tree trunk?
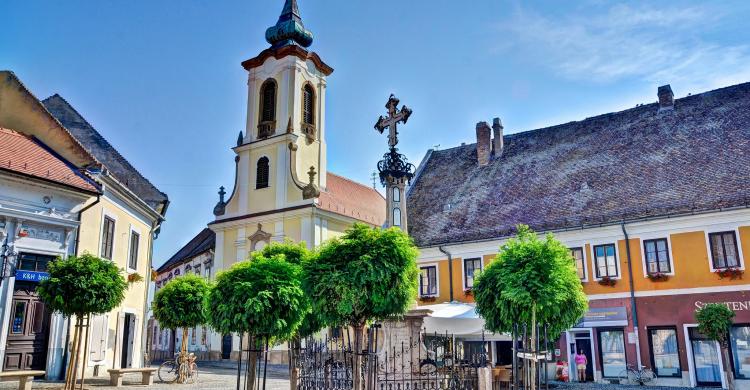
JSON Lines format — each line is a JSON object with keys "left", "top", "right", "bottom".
{"left": 179, "top": 328, "right": 189, "bottom": 383}
{"left": 352, "top": 324, "right": 365, "bottom": 390}
{"left": 247, "top": 334, "right": 257, "bottom": 390}
{"left": 64, "top": 317, "right": 81, "bottom": 390}
{"left": 722, "top": 345, "right": 735, "bottom": 390}
{"left": 530, "top": 304, "right": 537, "bottom": 390}
{"left": 289, "top": 337, "right": 300, "bottom": 390}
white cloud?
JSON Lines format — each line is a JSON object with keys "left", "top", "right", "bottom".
{"left": 498, "top": 2, "right": 750, "bottom": 93}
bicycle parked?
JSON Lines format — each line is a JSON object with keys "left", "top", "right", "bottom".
{"left": 618, "top": 364, "right": 656, "bottom": 386}
{"left": 158, "top": 352, "right": 198, "bottom": 383}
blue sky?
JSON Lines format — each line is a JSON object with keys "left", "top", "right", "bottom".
{"left": 3, "top": 0, "right": 749, "bottom": 266}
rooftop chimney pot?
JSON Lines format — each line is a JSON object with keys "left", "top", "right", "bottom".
{"left": 658, "top": 84, "right": 674, "bottom": 111}
{"left": 476, "top": 121, "right": 491, "bottom": 166}
{"left": 492, "top": 117, "right": 504, "bottom": 157}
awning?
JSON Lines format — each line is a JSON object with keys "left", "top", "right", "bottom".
{"left": 418, "top": 302, "right": 510, "bottom": 341}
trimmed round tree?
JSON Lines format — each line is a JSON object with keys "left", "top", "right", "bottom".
{"left": 37, "top": 253, "right": 127, "bottom": 390}
{"left": 303, "top": 223, "right": 419, "bottom": 390}
{"left": 696, "top": 303, "right": 736, "bottom": 390}
{"left": 208, "top": 254, "right": 307, "bottom": 388}
{"left": 153, "top": 273, "right": 211, "bottom": 381}
{"left": 474, "top": 225, "right": 588, "bottom": 390}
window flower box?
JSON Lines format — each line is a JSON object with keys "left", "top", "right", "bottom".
{"left": 463, "top": 288, "right": 473, "bottom": 296}
{"left": 598, "top": 276, "right": 617, "bottom": 287}
{"left": 647, "top": 272, "right": 669, "bottom": 282}
{"left": 128, "top": 273, "right": 144, "bottom": 284}
{"left": 715, "top": 267, "right": 743, "bottom": 280}
{"left": 419, "top": 296, "right": 437, "bottom": 303}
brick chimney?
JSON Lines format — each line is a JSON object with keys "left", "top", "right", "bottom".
{"left": 476, "top": 121, "right": 491, "bottom": 166}
{"left": 492, "top": 117, "right": 504, "bottom": 157}
{"left": 658, "top": 84, "right": 674, "bottom": 111}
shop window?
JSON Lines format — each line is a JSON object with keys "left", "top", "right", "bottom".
{"left": 464, "top": 258, "right": 482, "bottom": 289}
{"left": 594, "top": 244, "right": 618, "bottom": 278}
{"left": 419, "top": 266, "right": 437, "bottom": 296}
{"left": 570, "top": 247, "right": 586, "bottom": 280}
{"left": 709, "top": 231, "right": 741, "bottom": 269}
{"left": 644, "top": 238, "right": 671, "bottom": 274}
{"left": 598, "top": 329, "right": 626, "bottom": 377}
{"left": 648, "top": 327, "right": 681, "bottom": 377}
{"left": 18, "top": 253, "right": 53, "bottom": 272}
{"left": 731, "top": 325, "right": 750, "bottom": 379}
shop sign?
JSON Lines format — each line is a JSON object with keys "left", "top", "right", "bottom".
{"left": 15, "top": 270, "right": 50, "bottom": 283}
{"left": 695, "top": 300, "right": 750, "bottom": 312}
{"left": 575, "top": 306, "right": 628, "bottom": 327}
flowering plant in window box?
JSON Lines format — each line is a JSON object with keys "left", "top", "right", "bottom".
{"left": 463, "top": 288, "right": 473, "bottom": 296}
{"left": 128, "top": 272, "right": 144, "bottom": 284}
{"left": 647, "top": 272, "right": 669, "bottom": 282}
{"left": 151, "top": 269, "right": 158, "bottom": 281}
{"left": 715, "top": 267, "right": 743, "bottom": 280}
{"left": 419, "top": 295, "right": 437, "bottom": 303}
{"left": 597, "top": 276, "right": 616, "bottom": 286}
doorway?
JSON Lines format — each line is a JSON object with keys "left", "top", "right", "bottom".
{"left": 120, "top": 313, "right": 136, "bottom": 368}
{"left": 689, "top": 327, "right": 722, "bottom": 387}
{"left": 222, "top": 335, "right": 232, "bottom": 359}
{"left": 570, "top": 332, "right": 594, "bottom": 381}
{"left": 3, "top": 281, "right": 51, "bottom": 371}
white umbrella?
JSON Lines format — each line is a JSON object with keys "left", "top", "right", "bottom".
{"left": 419, "top": 302, "right": 509, "bottom": 341}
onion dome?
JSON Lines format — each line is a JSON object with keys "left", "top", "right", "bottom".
{"left": 265, "top": 0, "right": 313, "bottom": 48}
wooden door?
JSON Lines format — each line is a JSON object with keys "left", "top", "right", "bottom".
{"left": 3, "top": 282, "right": 50, "bottom": 371}
{"left": 120, "top": 314, "right": 136, "bottom": 368}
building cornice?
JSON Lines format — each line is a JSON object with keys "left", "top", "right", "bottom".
{"left": 241, "top": 46, "right": 333, "bottom": 76}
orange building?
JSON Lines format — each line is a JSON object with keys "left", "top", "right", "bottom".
{"left": 406, "top": 82, "right": 750, "bottom": 388}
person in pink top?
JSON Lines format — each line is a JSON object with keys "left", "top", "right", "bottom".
{"left": 574, "top": 350, "right": 588, "bottom": 382}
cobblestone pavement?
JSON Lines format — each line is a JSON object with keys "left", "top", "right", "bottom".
{"left": 0, "top": 362, "right": 290, "bottom": 390}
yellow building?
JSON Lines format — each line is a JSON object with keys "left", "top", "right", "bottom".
{"left": 0, "top": 71, "right": 168, "bottom": 377}
{"left": 206, "top": 0, "right": 385, "bottom": 361}
{"left": 406, "top": 83, "right": 750, "bottom": 388}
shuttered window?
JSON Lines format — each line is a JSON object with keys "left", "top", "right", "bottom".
{"left": 303, "top": 84, "right": 314, "bottom": 124}
{"left": 256, "top": 157, "right": 270, "bottom": 189}
{"left": 260, "top": 80, "right": 276, "bottom": 122}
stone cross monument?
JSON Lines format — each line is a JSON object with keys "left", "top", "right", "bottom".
{"left": 375, "top": 94, "right": 415, "bottom": 230}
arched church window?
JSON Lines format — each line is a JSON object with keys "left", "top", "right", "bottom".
{"left": 256, "top": 157, "right": 270, "bottom": 189}
{"left": 258, "top": 79, "right": 277, "bottom": 138}
{"left": 392, "top": 187, "right": 400, "bottom": 202}
{"left": 303, "top": 84, "right": 315, "bottom": 125}
{"left": 393, "top": 208, "right": 401, "bottom": 226}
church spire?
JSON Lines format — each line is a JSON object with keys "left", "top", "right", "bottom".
{"left": 265, "top": 0, "right": 313, "bottom": 49}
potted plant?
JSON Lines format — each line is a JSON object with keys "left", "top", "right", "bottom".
{"left": 716, "top": 267, "right": 743, "bottom": 280}
{"left": 127, "top": 272, "right": 144, "bottom": 283}
{"left": 464, "top": 288, "right": 473, "bottom": 296}
{"left": 598, "top": 276, "right": 616, "bottom": 286}
{"left": 648, "top": 272, "right": 669, "bottom": 282}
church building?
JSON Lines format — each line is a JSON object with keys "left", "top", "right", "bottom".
{"left": 201, "top": 0, "right": 385, "bottom": 361}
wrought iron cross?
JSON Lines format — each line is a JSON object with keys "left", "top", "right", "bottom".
{"left": 374, "top": 94, "right": 412, "bottom": 148}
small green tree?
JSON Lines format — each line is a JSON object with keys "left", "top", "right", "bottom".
{"left": 153, "top": 274, "right": 211, "bottom": 382}
{"left": 304, "top": 223, "right": 419, "bottom": 390}
{"left": 37, "top": 253, "right": 127, "bottom": 390}
{"left": 474, "top": 225, "right": 588, "bottom": 390}
{"left": 696, "top": 303, "right": 736, "bottom": 390}
{"left": 208, "top": 254, "right": 306, "bottom": 390}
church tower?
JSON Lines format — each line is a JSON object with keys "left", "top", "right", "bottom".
{"left": 210, "top": 0, "right": 384, "bottom": 265}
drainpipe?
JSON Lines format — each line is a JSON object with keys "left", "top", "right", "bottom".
{"left": 621, "top": 223, "right": 642, "bottom": 368}
{"left": 438, "top": 246, "right": 454, "bottom": 302}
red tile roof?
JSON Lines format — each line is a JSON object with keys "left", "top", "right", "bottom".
{"left": 0, "top": 127, "right": 98, "bottom": 193}
{"left": 317, "top": 173, "right": 386, "bottom": 226}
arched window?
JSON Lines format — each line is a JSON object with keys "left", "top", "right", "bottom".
{"left": 260, "top": 80, "right": 276, "bottom": 123}
{"left": 393, "top": 208, "right": 401, "bottom": 226}
{"left": 256, "top": 157, "right": 270, "bottom": 189}
{"left": 302, "top": 84, "right": 315, "bottom": 125}
{"left": 392, "top": 187, "right": 400, "bottom": 202}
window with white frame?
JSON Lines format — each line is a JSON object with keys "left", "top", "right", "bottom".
{"left": 128, "top": 231, "right": 140, "bottom": 270}
{"left": 643, "top": 238, "right": 670, "bottom": 274}
{"left": 419, "top": 266, "right": 437, "bottom": 296}
{"left": 101, "top": 216, "right": 115, "bottom": 260}
{"left": 709, "top": 231, "right": 741, "bottom": 269}
{"left": 570, "top": 247, "right": 586, "bottom": 280}
{"left": 464, "top": 258, "right": 482, "bottom": 289}
{"left": 594, "top": 244, "right": 618, "bottom": 278}
{"left": 731, "top": 325, "right": 750, "bottom": 379}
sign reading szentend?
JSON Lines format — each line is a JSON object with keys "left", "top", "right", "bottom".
{"left": 15, "top": 270, "right": 50, "bottom": 283}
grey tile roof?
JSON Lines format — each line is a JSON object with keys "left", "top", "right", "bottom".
{"left": 42, "top": 94, "right": 168, "bottom": 213}
{"left": 157, "top": 228, "right": 215, "bottom": 273}
{"left": 407, "top": 82, "right": 750, "bottom": 248}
